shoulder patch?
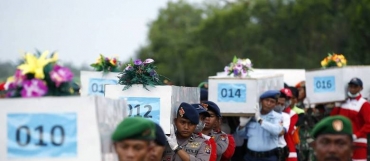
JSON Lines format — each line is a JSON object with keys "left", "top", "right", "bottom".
{"left": 205, "top": 144, "right": 211, "bottom": 154}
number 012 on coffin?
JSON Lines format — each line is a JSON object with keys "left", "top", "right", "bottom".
{"left": 104, "top": 85, "right": 200, "bottom": 134}
{"left": 208, "top": 73, "right": 284, "bottom": 115}
{"left": 305, "top": 66, "right": 370, "bottom": 104}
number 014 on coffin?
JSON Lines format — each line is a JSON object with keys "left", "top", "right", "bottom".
{"left": 104, "top": 85, "right": 200, "bottom": 134}
{"left": 305, "top": 66, "right": 370, "bottom": 104}
{"left": 208, "top": 73, "right": 284, "bottom": 115}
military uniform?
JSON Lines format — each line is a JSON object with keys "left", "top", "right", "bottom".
{"left": 163, "top": 102, "right": 211, "bottom": 161}
{"left": 201, "top": 101, "right": 231, "bottom": 161}
{"left": 163, "top": 133, "right": 211, "bottom": 161}
{"left": 311, "top": 115, "right": 353, "bottom": 161}
{"left": 211, "top": 130, "right": 229, "bottom": 161}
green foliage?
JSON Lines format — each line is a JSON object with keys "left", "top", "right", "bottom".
{"left": 118, "top": 59, "right": 166, "bottom": 91}
{"left": 90, "top": 54, "right": 120, "bottom": 73}
{"left": 136, "top": 0, "right": 370, "bottom": 86}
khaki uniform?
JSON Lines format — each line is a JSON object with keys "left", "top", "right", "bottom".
{"left": 162, "top": 133, "right": 211, "bottom": 161}
{"left": 211, "top": 130, "right": 229, "bottom": 161}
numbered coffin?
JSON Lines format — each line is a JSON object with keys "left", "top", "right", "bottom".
{"left": 104, "top": 85, "right": 200, "bottom": 134}
{"left": 208, "top": 73, "right": 284, "bottom": 115}
{"left": 80, "top": 71, "right": 119, "bottom": 96}
{"left": 0, "top": 96, "right": 126, "bottom": 161}
{"left": 305, "top": 66, "right": 370, "bottom": 104}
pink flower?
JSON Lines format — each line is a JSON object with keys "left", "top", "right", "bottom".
{"left": 21, "top": 79, "right": 48, "bottom": 97}
{"left": 49, "top": 65, "right": 74, "bottom": 87}
{"left": 143, "top": 58, "right": 154, "bottom": 64}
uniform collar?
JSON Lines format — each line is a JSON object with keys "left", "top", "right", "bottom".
{"left": 348, "top": 94, "right": 362, "bottom": 100}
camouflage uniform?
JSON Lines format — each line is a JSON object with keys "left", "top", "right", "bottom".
{"left": 163, "top": 133, "right": 211, "bottom": 161}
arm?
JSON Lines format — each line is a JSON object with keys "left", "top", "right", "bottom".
{"left": 288, "top": 114, "right": 298, "bottom": 134}
{"left": 280, "top": 114, "right": 290, "bottom": 136}
{"left": 177, "top": 149, "right": 191, "bottom": 161}
{"left": 235, "top": 123, "right": 248, "bottom": 138}
{"left": 355, "top": 102, "right": 370, "bottom": 138}
{"left": 216, "top": 134, "right": 229, "bottom": 155}
{"left": 188, "top": 141, "right": 211, "bottom": 161}
{"left": 260, "top": 116, "right": 283, "bottom": 136}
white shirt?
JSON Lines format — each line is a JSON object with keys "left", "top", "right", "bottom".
{"left": 277, "top": 112, "right": 290, "bottom": 147}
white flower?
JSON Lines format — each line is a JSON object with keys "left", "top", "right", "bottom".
{"left": 143, "top": 58, "right": 154, "bottom": 64}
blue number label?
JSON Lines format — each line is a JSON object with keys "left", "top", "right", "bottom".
{"left": 7, "top": 113, "right": 77, "bottom": 158}
{"left": 313, "top": 76, "right": 336, "bottom": 93}
{"left": 88, "top": 78, "right": 118, "bottom": 96}
{"left": 123, "top": 97, "right": 160, "bottom": 124}
{"left": 217, "top": 83, "right": 246, "bottom": 102}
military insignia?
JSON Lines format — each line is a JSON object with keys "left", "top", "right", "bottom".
{"left": 221, "top": 135, "right": 226, "bottom": 141}
{"left": 188, "top": 142, "right": 201, "bottom": 148}
{"left": 332, "top": 120, "right": 343, "bottom": 131}
{"left": 205, "top": 145, "right": 211, "bottom": 154}
{"left": 200, "top": 103, "right": 208, "bottom": 110}
{"left": 179, "top": 107, "right": 185, "bottom": 117}
{"left": 142, "top": 129, "right": 151, "bottom": 136}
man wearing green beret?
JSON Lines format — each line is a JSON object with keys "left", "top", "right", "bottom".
{"left": 311, "top": 115, "right": 354, "bottom": 161}
{"left": 112, "top": 117, "right": 156, "bottom": 161}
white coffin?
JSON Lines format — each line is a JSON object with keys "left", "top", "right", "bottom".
{"left": 104, "top": 85, "right": 200, "bottom": 134}
{"left": 80, "top": 71, "right": 119, "bottom": 96}
{"left": 208, "top": 73, "right": 284, "bottom": 115}
{"left": 0, "top": 96, "right": 126, "bottom": 161}
{"left": 305, "top": 66, "right": 370, "bottom": 104}
{"left": 217, "top": 68, "right": 305, "bottom": 87}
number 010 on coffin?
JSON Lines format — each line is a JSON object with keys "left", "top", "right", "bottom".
{"left": 0, "top": 96, "right": 126, "bottom": 161}
{"left": 208, "top": 73, "right": 284, "bottom": 115}
{"left": 305, "top": 66, "right": 370, "bottom": 104}
{"left": 104, "top": 85, "right": 200, "bottom": 134}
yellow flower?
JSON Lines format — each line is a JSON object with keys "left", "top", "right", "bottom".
{"left": 6, "top": 76, "right": 15, "bottom": 84}
{"left": 337, "top": 62, "right": 343, "bottom": 67}
{"left": 17, "top": 51, "right": 53, "bottom": 79}
{"left": 321, "top": 60, "right": 328, "bottom": 67}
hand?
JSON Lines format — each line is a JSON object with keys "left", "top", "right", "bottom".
{"left": 353, "top": 134, "right": 357, "bottom": 140}
{"left": 254, "top": 104, "right": 261, "bottom": 121}
{"left": 167, "top": 124, "right": 178, "bottom": 151}
{"left": 239, "top": 117, "right": 251, "bottom": 127}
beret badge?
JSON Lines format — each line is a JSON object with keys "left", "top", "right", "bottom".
{"left": 332, "top": 120, "right": 343, "bottom": 131}
{"left": 200, "top": 103, "right": 208, "bottom": 110}
{"left": 179, "top": 107, "right": 185, "bottom": 117}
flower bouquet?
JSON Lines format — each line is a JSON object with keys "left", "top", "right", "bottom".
{"left": 90, "top": 54, "right": 120, "bottom": 73}
{"left": 5, "top": 51, "right": 76, "bottom": 98}
{"left": 321, "top": 53, "right": 347, "bottom": 68}
{"left": 224, "top": 56, "right": 253, "bottom": 77}
{"left": 118, "top": 58, "right": 166, "bottom": 90}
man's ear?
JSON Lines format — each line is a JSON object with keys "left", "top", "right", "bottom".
{"left": 173, "top": 118, "right": 177, "bottom": 123}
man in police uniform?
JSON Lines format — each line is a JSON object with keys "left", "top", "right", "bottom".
{"left": 163, "top": 102, "right": 212, "bottom": 161}
{"left": 200, "top": 101, "right": 230, "bottom": 161}
{"left": 311, "top": 115, "right": 354, "bottom": 161}
{"left": 236, "top": 90, "right": 284, "bottom": 161}
{"left": 112, "top": 117, "right": 156, "bottom": 161}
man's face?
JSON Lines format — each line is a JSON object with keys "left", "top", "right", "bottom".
{"left": 298, "top": 87, "right": 306, "bottom": 100}
{"left": 114, "top": 139, "right": 151, "bottom": 161}
{"left": 145, "top": 142, "right": 165, "bottom": 161}
{"left": 261, "top": 98, "right": 276, "bottom": 113}
{"left": 312, "top": 134, "right": 353, "bottom": 161}
{"left": 277, "top": 97, "right": 286, "bottom": 107}
{"left": 175, "top": 117, "right": 196, "bottom": 138}
{"left": 204, "top": 110, "right": 217, "bottom": 130}
{"left": 348, "top": 84, "right": 362, "bottom": 95}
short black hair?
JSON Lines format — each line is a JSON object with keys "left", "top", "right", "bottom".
{"left": 288, "top": 87, "right": 299, "bottom": 98}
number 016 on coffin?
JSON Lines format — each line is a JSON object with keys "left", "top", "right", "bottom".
{"left": 305, "top": 66, "right": 370, "bottom": 104}
{"left": 104, "top": 85, "right": 200, "bottom": 134}
{"left": 208, "top": 73, "right": 284, "bottom": 115}
{"left": 80, "top": 71, "right": 119, "bottom": 96}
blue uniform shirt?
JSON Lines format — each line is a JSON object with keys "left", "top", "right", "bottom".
{"left": 236, "top": 110, "right": 283, "bottom": 152}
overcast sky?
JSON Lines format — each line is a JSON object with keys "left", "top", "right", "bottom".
{"left": 0, "top": 0, "right": 203, "bottom": 66}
